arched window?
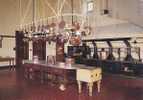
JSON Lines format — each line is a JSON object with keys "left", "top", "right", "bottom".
{"left": 87, "top": 1, "right": 94, "bottom": 12}
{"left": 0, "top": 36, "right": 2, "bottom": 48}
{"left": 139, "top": 0, "right": 143, "bottom": 15}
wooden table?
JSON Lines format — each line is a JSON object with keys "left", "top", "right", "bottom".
{"left": 23, "top": 60, "right": 76, "bottom": 85}
{"left": 23, "top": 60, "right": 102, "bottom": 93}
{"left": 0, "top": 57, "right": 15, "bottom": 70}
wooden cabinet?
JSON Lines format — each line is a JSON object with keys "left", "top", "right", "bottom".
{"left": 56, "top": 42, "right": 64, "bottom": 62}
{"left": 15, "top": 31, "right": 29, "bottom": 67}
{"left": 23, "top": 41, "right": 29, "bottom": 59}
{"left": 33, "top": 40, "right": 46, "bottom": 60}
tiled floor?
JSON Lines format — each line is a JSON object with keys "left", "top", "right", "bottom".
{"left": 0, "top": 69, "right": 142, "bottom": 100}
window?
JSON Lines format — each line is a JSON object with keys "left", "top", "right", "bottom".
{"left": 139, "top": 0, "right": 143, "bottom": 15}
{"left": 0, "top": 36, "right": 2, "bottom": 48}
{"left": 87, "top": 1, "right": 94, "bottom": 12}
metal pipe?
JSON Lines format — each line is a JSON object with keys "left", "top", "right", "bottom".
{"left": 33, "top": 0, "right": 36, "bottom": 25}
{"left": 71, "top": 0, "right": 74, "bottom": 25}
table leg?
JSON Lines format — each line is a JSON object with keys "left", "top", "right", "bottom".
{"left": 88, "top": 82, "right": 93, "bottom": 96}
{"left": 40, "top": 69, "right": 44, "bottom": 84}
{"left": 9, "top": 60, "right": 11, "bottom": 70}
{"left": 97, "top": 80, "right": 101, "bottom": 92}
{"left": 9, "top": 59, "right": 14, "bottom": 71}
{"left": 77, "top": 81, "right": 81, "bottom": 94}
{"left": 12, "top": 59, "right": 14, "bottom": 70}
{"left": 29, "top": 68, "right": 34, "bottom": 80}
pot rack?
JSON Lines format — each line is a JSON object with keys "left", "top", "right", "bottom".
{"left": 21, "top": 0, "right": 90, "bottom": 45}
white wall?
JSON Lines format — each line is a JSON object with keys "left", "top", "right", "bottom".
{"left": 108, "top": 0, "right": 143, "bottom": 27}
{"left": 0, "top": 0, "right": 143, "bottom": 65}
{"left": 0, "top": 0, "right": 19, "bottom": 59}
{"left": 0, "top": 38, "right": 15, "bottom": 66}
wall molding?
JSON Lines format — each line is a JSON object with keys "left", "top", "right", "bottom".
{"left": 0, "top": 35, "right": 15, "bottom": 38}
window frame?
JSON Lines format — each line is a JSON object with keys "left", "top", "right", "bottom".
{"left": 138, "top": 0, "right": 143, "bottom": 16}
{"left": 87, "top": 1, "right": 94, "bottom": 13}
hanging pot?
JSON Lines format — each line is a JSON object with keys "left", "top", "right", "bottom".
{"left": 59, "top": 20, "right": 66, "bottom": 29}
{"left": 41, "top": 24, "right": 45, "bottom": 33}
{"left": 73, "top": 21, "right": 80, "bottom": 30}
{"left": 81, "top": 31, "right": 86, "bottom": 36}
{"left": 37, "top": 24, "right": 41, "bottom": 33}
{"left": 84, "top": 26, "right": 92, "bottom": 35}
{"left": 31, "top": 24, "right": 36, "bottom": 32}
{"left": 69, "top": 35, "right": 81, "bottom": 46}
{"left": 50, "top": 22, "right": 56, "bottom": 28}
{"left": 56, "top": 34, "right": 63, "bottom": 44}
{"left": 44, "top": 20, "right": 50, "bottom": 33}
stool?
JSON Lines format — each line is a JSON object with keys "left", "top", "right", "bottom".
{"left": 76, "top": 67, "right": 102, "bottom": 96}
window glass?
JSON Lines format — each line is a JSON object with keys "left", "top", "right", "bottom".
{"left": 139, "top": 0, "right": 143, "bottom": 15}
{"left": 87, "top": 1, "right": 94, "bottom": 12}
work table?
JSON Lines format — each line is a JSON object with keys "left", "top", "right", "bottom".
{"left": 23, "top": 60, "right": 102, "bottom": 96}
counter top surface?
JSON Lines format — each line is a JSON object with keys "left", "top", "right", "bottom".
{"left": 23, "top": 60, "right": 99, "bottom": 70}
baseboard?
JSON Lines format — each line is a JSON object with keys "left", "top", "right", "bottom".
{"left": 0, "top": 66, "right": 15, "bottom": 70}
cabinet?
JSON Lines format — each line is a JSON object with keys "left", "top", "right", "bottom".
{"left": 56, "top": 42, "right": 64, "bottom": 62}
{"left": 33, "top": 40, "right": 46, "bottom": 60}
{"left": 16, "top": 31, "right": 29, "bottom": 67}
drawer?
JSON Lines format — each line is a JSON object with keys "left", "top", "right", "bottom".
{"left": 52, "top": 69, "right": 64, "bottom": 75}
{"left": 77, "top": 69, "right": 92, "bottom": 82}
{"left": 91, "top": 68, "right": 102, "bottom": 81}
{"left": 90, "top": 73, "right": 102, "bottom": 81}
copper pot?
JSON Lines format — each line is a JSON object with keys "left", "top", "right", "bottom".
{"left": 69, "top": 35, "right": 81, "bottom": 46}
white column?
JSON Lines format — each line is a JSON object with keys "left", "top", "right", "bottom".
{"left": 29, "top": 41, "right": 33, "bottom": 60}
{"left": 46, "top": 42, "right": 56, "bottom": 60}
{"left": 46, "top": 41, "right": 48, "bottom": 61}
{"left": 140, "top": 44, "right": 143, "bottom": 61}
